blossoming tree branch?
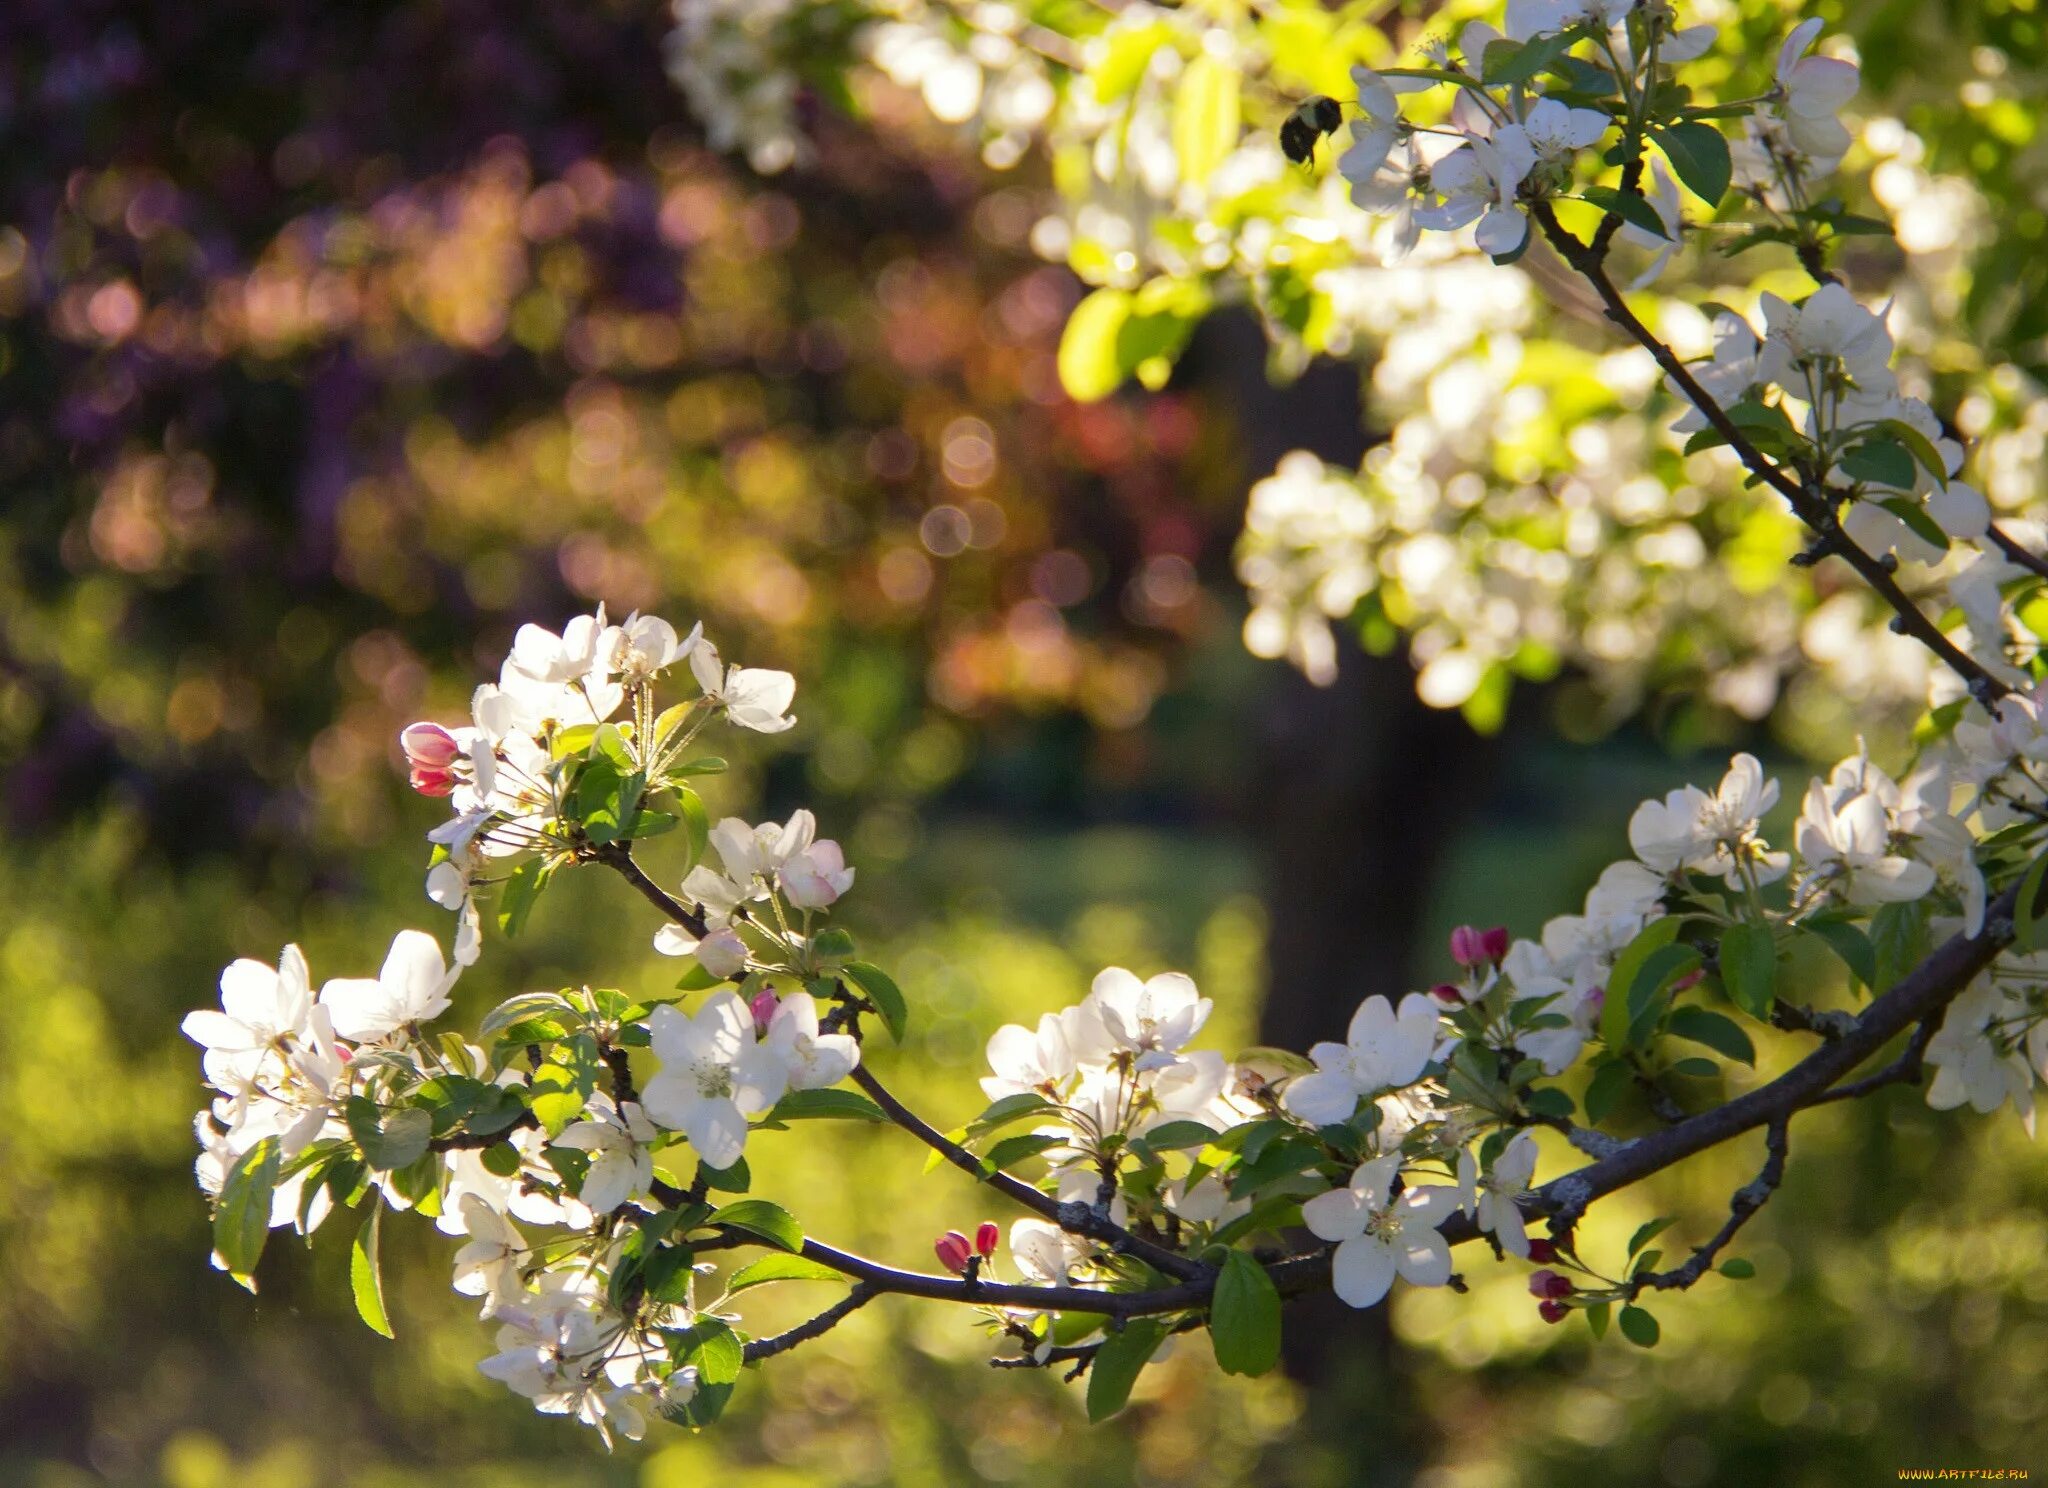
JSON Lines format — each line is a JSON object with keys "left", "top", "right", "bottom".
{"left": 187, "top": 1, "right": 2048, "bottom": 1446}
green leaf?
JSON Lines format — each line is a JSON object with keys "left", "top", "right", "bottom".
{"left": 1139, "top": 1120, "right": 1221, "bottom": 1150}
{"left": 663, "top": 1319, "right": 744, "bottom": 1427}
{"left": 351, "top": 1206, "right": 395, "bottom": 1339}
{"left": 1627, "top": 1217, "right": 1677, "bottom": 1258}
{"left": 1482, "top": 29, "right": 1580, "bottom": 87}
{"left": 480, "top": 991, "right": 577, "bottom": 1042}
{"left": 1618, "top": 1304, "right": 1661, "bottom": 1347}
{"left": 708, "top": 1199, "right": 803, "bottom": 1253}
{"left": 1086, "top": 1318, "right": 1169, "bottom": 1421}
{"left": 1581, "top": 184, "right": 1669, "bottom": 241}
{"left": 346, "top": 1097, "right": 433, "bottom": 1171}
{"left": 1624, "top": 941, "right": 1703, "bottom": 1047}
{"left": 1058, "top": 288, "right": 1134, "bottom": 403}
{"left": 1583, "top": 1058, "right": 1633, "bottom": 1125}
{"left": 767, "top": 1089, "right": 888, "bottom": 1123}
{"left": 1210, "top": 1251, "right": 1282, "bottom": 1377}
{"left": 727, "top": 1253, "right": 847, "bottom": 1292}
{"left": 843, "top": 961, "right": 909, "bottom": 1042}
{"left": 1601, "top": 918, "right": 1683, "bottom": 1051}
{"left": 1172, "top": 55, "right": 1240, "bottom": 189}
{"left": 1719, "top": 1257, "right": 1756, "bottom": 1279}
{"left": 2015, "top": 850, "right": 2048, "bottom": 951}
{"left": 980, "top": 1133, "right": 1064, "bottom": 1174}
{"left": 1876, "top": 496, "right": 1949, "bottom": 555}
{"left": 1665, "top": 1006, "right": 1755, "bottom": 1065}
{"left": 496, "top": 857, "right": 547, "bottom": 938}
{"left": 1841, "top": 438, "right": 1916, "bottom": 489}
{"left": 480, "top": 1140, "right": 524, "bottom": 1178}
{"left": 214, "top": 1136, "right": 281, "bottom": 1282}
{"left": 1651, "top": 120, "right": 1732, "bottom": 205}
{"left": 699, "top": 1156, "right": 751, "bottom": 1194}
{"left": 677, "top": 786, "right": 710, "bottom": 871}
{"left": 1717, "top": 921, "right": 1777, "bottom": 1021}
{"left": 1801, "top": 918, "right": 1876, "bottom": 989}
{"left": 528, "top": 1036, "right": 600, "bottom": 1137}
{"left": 1869, "top": 899, "right": 1932, "bottom": 992}
{"left": 967, "top": 1093, "right": 1059, "bottom": 1137}
{"left": 1586, "top": 1300, "right": 1611, "bottom": 1340}
{"left": 1876, "top": 418, "right": 1952, "bottom": 482}
{"left": 809, "top": 926, "right": 857, "bottom": 962}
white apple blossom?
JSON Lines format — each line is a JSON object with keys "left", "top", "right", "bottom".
{"left": 690, "top": 640, "right": 797, "bottom": 733}
{"left": 317, "top": 929, "right": 458, "bottom": 1043}
{"left": 765, "top": 992, "right": 861, "bottom": 1090}
{"left": 554, "top": 1098, "right": 659, "bottom": 1214}
{"left": 451, "top": 1194, "right": 530, "bottom": 1314}
{"left": 1795, "top": 750, "right": 1937, "bottom": 907}
{"left": 981, "top": 1012, "right": 1077, "bottom": 1101}
{"left": 1925, "top": 981, "right": 2036, "bottom": 1132}
{"left": 1302, "top": 1155, "right": 1459, "bottom": 1309}
{"left": 1473, "top": 1131, "right": 1539, "bottom": 1257}
{"left": 779, "top": 837, "right": 855, "bottom": 909}
{"left": 653, "top": 922, "right": 750, "bottom": 979}
{"left": 641, "top": 991, "right": 789, "bottom": 1168}
{"left": 1284, "top": 993, "right": 1440, "bottom": 1125}
{"left": 1627, "top": 752, "right": 1788, "bottom": 885}
{"left": 1083, "top": 968, "right": 1212, "bottom": 1071}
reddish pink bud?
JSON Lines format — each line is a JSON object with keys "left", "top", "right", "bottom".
{"left": 1525, "top": 1237, "right": 1558, "bottom": 1264}
{"left": 749, "top": 989, "right": 780, "bottom": 1036}
{"left": 934, "top": 1231, "right": 972, "bottom": 1274}
{"left": 1672, "top": 969, "right": 1705, "bottom": 993}
{"left": 1528, "top": 1268, "right": 1574, "bottom": 1300}
{"left": 1450, "top": 924, "right": 1509, "bottom": 968}
{"left": 1584, "top": 986, "right": 1606, "bottom": 1015}
{"left": 1430, "top": 982, "right": 1466, "bottom": 1005}
{"left": 975, "top": 1221, "right": 1000, "bottom": 1258}
{"left": 400, "top": 722, "right": 461, "bottom": 770}
{"left": 1538, "top": 1298, "right": 1570, "bottom": 1324}
{"left": 409, "top": 765, "right": 456, "bottom": 797}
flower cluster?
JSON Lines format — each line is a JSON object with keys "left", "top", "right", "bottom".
{"left": 180, "top": 0, "right": 2048, "bottom": 1446}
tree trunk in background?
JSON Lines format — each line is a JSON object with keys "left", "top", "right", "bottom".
{"left": 1193, "top": 312, "right": 1498, "bottom": 1486}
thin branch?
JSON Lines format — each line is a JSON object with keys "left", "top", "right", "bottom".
{"left": 1631, "top": 1118, "right": 1788, "bottom": 1294}
{"left": 846, "top": 1062, "right": 1208, "bottom": 1282}
{"left": 742, "top": 1284, "right": 877, "bottom": 1362}
{"left": 1528, "top": 201, "right": 2009, "bottom": 703}
{"left": 593, "top": 843, "right": 703, "bottom": 933}
{"left": 1810, "top": 1012, "right": 1940, "bottom": 1106}
{"left": 1989, "top": 522, "right": 2048, "bottom": 584}
{"left": 1771, "top": 1000, "right": 1855, "bottom": 1040}
{"left": 589, "top": 841, "right": 1208, "bottom": 1283}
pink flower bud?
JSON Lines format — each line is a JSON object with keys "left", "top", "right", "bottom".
{"left": 1451, "top": 924, "right": 1509, "bottom": 968}
{"left": 1430, "top": 982, "right": 1466, "bottom": 1006}
{"left": 409, "top": 765, "right": 456, "bottom": 797}
{"left": 1672, "top": 969, "right": 1705, "bottom": 993}
{"left": 1528, "top": 1268, "right": 1574, "bottom": 1300}
{"left": 934, "top": 1231, "right": 972, "bottom": 1274}
{"left": 975, "top": 1221, "right": 1000, "bottom": 1258}
{"left": 749, "top": 989, "right": 779, "bottom": 1036}
{"left": 1538, "top": 1298, "right": 1570, "bottom": 1324}
{"left": 1525, "top": 1237, "right": 1558, "bottom": 1264}
{"left": 400, "top": 722, "right": 461, "bottom": 770}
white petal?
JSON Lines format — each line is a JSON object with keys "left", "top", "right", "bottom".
{"left": 1329, "top": 1236, "right": 1397, "bottom": 1308}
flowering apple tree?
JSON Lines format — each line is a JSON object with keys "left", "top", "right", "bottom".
{"left": 186, "top": 1, "right": 2048, "bottom": 1447}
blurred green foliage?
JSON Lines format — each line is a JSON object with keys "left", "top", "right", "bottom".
{"left": 2, "top": 2, "right": 2047, "bottom": 1486}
